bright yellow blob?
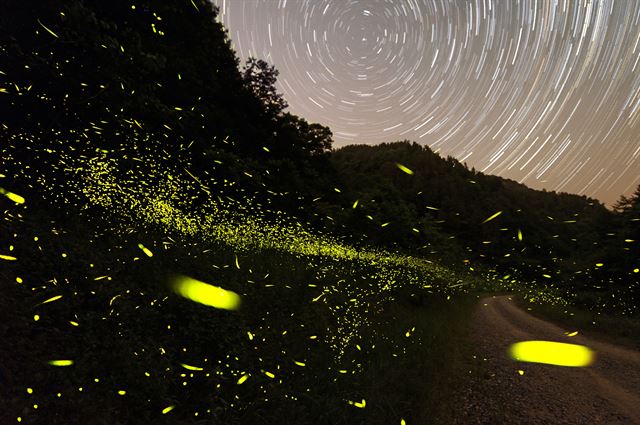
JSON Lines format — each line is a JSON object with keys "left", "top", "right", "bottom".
{"left": 509, "top": 340, "right": 594, "bottom": 367}
{"left": 395, "top": 163, "right": 414, "bottom": 175}
{"left": 162, "top": 405, "right": 175, "bottom": 414}
{"left": 0, "top": 187, "right": 25, "bottom": 204}
{"left": 48, "top": 360, "right": 74, "bottom": 366}
{"left": 172, "top": 275, "right": 241, "bottom": 310}
{"left": 482, "top": 211, "right": 503, "bottom": 224}
{"left": 137, "top": 243, "right": 153, "bottom": 257}
{"left": 41, "top": 295, "right": 63, "bottom": 305}
{"left": 180, "top": 363, "right": 203, "bottom": 371}
{"left": 350, "top": 399, "right": 366, "bottom": 408}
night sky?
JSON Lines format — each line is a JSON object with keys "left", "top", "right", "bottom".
{"left": 212, "top": 0, "right": 640, "bottom": 206}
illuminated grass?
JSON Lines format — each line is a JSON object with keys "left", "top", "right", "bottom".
{"left": 5, "top": 126, "right": 632, "bottom": 424}
{"left": 1, "top": 130, "right": 473, "bottom": 424}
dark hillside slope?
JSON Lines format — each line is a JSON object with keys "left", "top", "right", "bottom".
{"left": 1, "top": 0, "right": 334, "bottom": 209}
{"left": 328, "top": 141, "right": 638, "bottom": 313}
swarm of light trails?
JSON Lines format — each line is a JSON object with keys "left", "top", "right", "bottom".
{"left": 213, "top": 0, "right": 640, "bottom": 205}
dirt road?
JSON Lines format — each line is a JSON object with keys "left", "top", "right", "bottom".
{"left": 454, "top": 295, "right": 640, "bottom": 424}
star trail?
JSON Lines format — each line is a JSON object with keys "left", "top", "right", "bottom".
{"left": 213, "top": 0, "right": 640, "bottom": 205}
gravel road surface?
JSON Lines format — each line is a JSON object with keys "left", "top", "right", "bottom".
{"left": 454, "top": 295, "right": 640, "bottom": 424}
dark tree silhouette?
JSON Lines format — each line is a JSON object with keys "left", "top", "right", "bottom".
{"left": 614, "top": 184, "right": 640, "bottom": 214}
{"left": 242, "top": 57, "right": 288, "bottom": 118}
{"left": 278, "top": 113, "right": 333, "bottom": 157}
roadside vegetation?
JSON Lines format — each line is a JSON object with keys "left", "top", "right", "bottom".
{"left": 513, "top": 295, "right": 640, "bottom": 351}
{"left": 2, "top": 1, "right": 639, "bottom": 423}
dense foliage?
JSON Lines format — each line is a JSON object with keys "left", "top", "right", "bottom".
{"left": 1, "top": 1, "right": 639, "bottom": 423}
{"left": 1, "top": 0, "right": 334, "bottom": 203}
{"left": 2, "top": 0, "right": 637, "bottom": 314}
{"left": 325, "top": 142, "right": 639, "bottom": 312}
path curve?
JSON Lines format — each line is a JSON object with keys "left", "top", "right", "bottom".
{"left": 455, "top": 295, "right": 640, "bottom": 424}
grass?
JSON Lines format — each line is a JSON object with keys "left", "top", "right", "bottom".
{"left": 513, "top": 295, "right": 640, "bottom": 350}
{"left": 347, "top": 292, "right": 479, "bottom": 425}
{"left": 1, "top": 131, "right": 488, "bottom": 424}
{"left": 1, "top": 191, "right": 480, "bottom": 424}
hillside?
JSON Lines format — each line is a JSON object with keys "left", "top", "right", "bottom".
{"left": 1, "top": 1, "right": 639, "bottom": 423}
{"left": 322, "top": 141, "right": 639, "bottom": 314}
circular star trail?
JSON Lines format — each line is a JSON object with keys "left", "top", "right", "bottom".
{"left": 213, "top": 0, "right": 640, "bottom": 205}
